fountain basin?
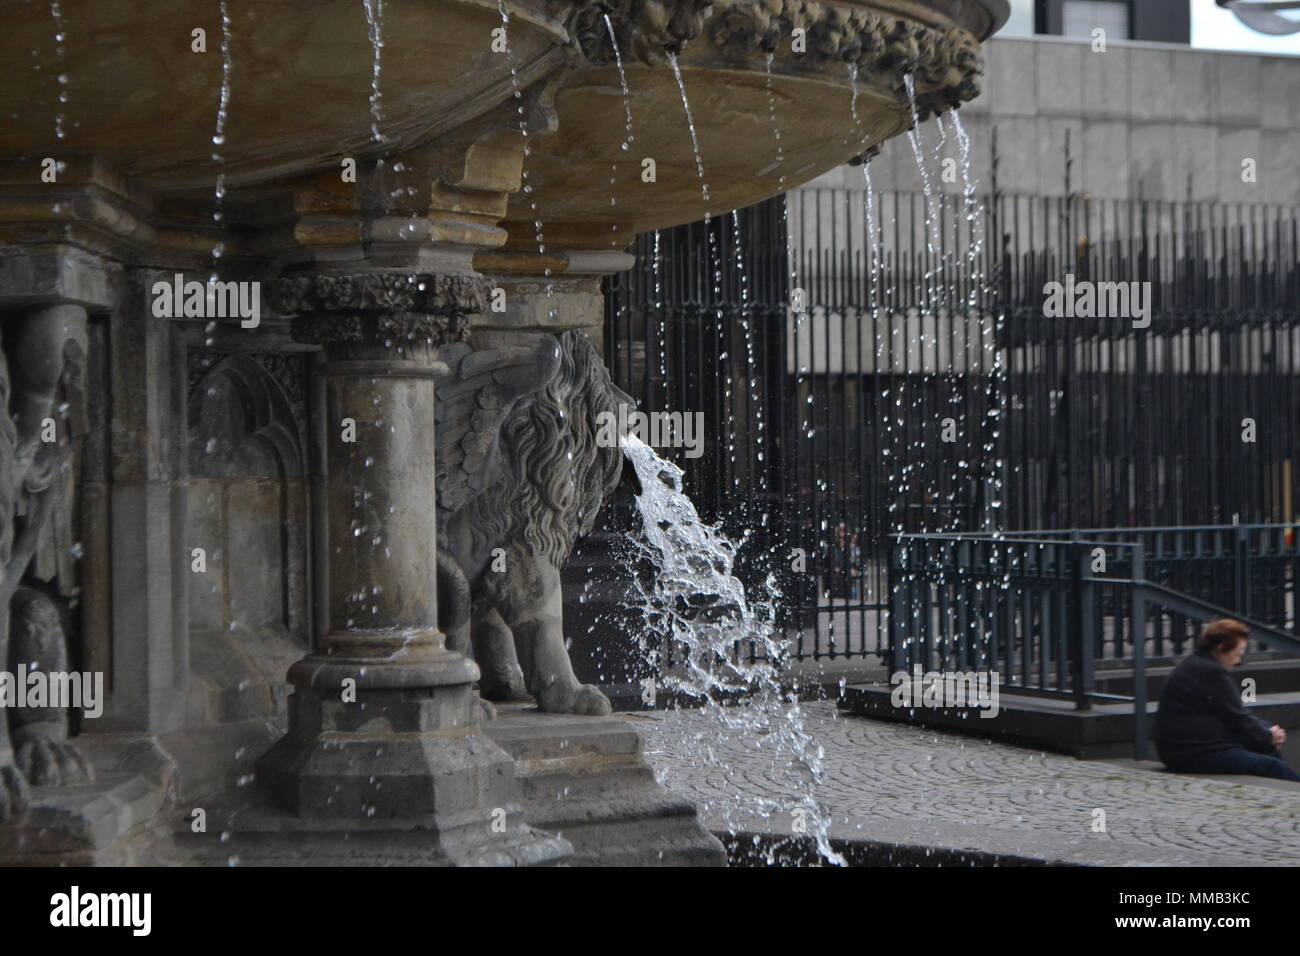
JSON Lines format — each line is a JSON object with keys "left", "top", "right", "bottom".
{"left": 497, "top": 0, "right": 1008, "bottom": 250}
{"left": 0, "top": 0, "right": 568, "bottom": 190}
{"left": 0, "top": 0, "right": 1011, "bottom": 867}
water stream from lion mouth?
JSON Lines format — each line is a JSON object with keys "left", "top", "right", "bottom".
{"left": 621, "top": 435, "right": 845, "bottom": 865}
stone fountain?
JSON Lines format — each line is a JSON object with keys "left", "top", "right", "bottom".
{"left": 0, "top": 0, "right": 1005, "bottom": 865}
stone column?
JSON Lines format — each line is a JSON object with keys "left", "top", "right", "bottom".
{"left": 254, "top": 271, "right": 567, "bottom": 864}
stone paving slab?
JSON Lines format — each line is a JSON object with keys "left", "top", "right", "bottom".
{"left": 631, "top": 702, "right": 1300, "bottom": 866}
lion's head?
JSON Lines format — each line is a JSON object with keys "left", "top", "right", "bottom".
{"left": 467, "top": 331, "right": 629, "bottom": 566}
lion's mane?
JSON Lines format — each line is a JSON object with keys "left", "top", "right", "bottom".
{"left": 466, "top": 330, "right": 624, "bottom": 567}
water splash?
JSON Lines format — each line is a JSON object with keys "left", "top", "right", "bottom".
{"left": 952, "top": 110, "right": 985, "bottom": 310}
{"left": 949, "top": 110, "right": 1004, "bottom": 534}
{"left": 205, "top": 0, "right": 233, "bottom": 345}
{"left": 666, "top": 53, "right": 709, "bottom": 214}
{"left": 211, "top": 1, "right": 232, "bottom": 159}
{"left": 730, "top": 209, "right": 767, "bottom": 508}
{"left": 49, "top": 1, "right": 67, "bottom": 140}
{"left": 903, "top": 74, "right": 939, "bottom": 304}
{"left": 847, "top": 61, "right": 859, "bottom": 134}
{"left": 622, "top": 437, "right": 845, "bottom": 866}
{"left": 764, "top": 54, "right": 787, "bottom": 192}
{"left": 362, "top": 0, "right": 385, "bottom": 143}
{"left": 497, "top": 1, "right": 556, "bottom": 319}
{"left": 603, "top": 13, "right": 635, "bottom": 249}
{"left": 604, "top": 15, "right": 634, "bottom": 154}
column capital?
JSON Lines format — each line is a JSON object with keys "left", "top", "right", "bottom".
{"left": 269, "top": 271, "right": 488, "bottom": 362}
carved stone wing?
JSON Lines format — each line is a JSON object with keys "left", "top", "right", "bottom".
{"left": 434, "top": 339, "right": 561, "bottom": 516}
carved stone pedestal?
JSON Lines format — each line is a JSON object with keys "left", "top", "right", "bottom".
{"left": 232, "top": 271, "right": 569, "bottom": 865}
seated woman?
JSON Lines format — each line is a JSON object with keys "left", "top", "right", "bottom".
{"left": 1155, "top": 618, "right": 1300, "bottom": 782}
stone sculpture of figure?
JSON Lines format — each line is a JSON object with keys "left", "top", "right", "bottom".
{"left": 0, "top": 307, "right": 93, "bottom": 824}
{"left": 435, "top": 330, "right": 630, "bottom": 715}
{"left": 9, "top": 587, "right": 92, "bottom": 786}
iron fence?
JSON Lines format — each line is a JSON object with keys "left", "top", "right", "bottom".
{"left": 603, "top": 185, "right": 1300, "bottom": 662}
{"left": 888, "top": 526, "right": 1300, "bottom": 757}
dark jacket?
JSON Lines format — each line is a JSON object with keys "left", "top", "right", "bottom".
{"left": 1155, "top": 648, "right": 1275, "bottom": 766}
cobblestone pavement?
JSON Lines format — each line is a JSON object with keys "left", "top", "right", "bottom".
{"left": 631, "top": 702, "right": 1300, "bottom": 865}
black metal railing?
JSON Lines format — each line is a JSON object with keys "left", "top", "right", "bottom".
{"left": 888, "top": 526, "right": 1300, "bottom": 757}
{"left": 996, "top": 523, "right": 1300, "bottom": 653}
{"left": 604, "top": 187, "right": 1300, "bottom": 662}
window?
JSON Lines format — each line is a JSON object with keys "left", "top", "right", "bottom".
{"left": 1061, "top": 0, "right": 1131, "bottom": 39}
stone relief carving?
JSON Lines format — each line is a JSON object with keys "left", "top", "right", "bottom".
{"left": 707, "top": 0, "right": 984, "bottom": 115}
{"left": 0, "top": 307, "right": 94, "bottom": 824}
{"left": 269, "top": 273, "right": 483, "bottom": 357}
{"left": 435, "top": 330, "right": 629, "bottom": 715}
{"left": 911, "top": 26, "right": 983, "bottom": 117}
{"left": 570, "top": 0, "right": 715, "bottom": 65}
{"left": 9, "top": 588, "right": 93, "bottom": 787}
{"left": 573, "top": 0, "right": 985, "bottom": 119}
{"left": 268, "top": 273, "right": 487, "bottom": 317}
{"left": 188, "top": 352, "right": 309, "bottom": 457}
{"left": 269, "top": 273, "right": 636, "bottom": 714}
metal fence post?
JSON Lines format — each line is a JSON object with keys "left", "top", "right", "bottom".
{"left": 1132, "top": 545, "right": 1149, "bottom": 761}
{"left": 889, "top": 538, "right": 906, "bottom": 674}
{"left": 1233, "top": 525, "right": 1249, "bottom": 618}
{"left": 1076, "top": 541, "right": 1097, "bottom": 707}
{"left": 1070, "top": 542, "right": 1093, "bottom": 711}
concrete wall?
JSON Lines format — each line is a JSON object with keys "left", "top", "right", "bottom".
{"left": 805, "top": 35, "right": 1300, "bottom": 205}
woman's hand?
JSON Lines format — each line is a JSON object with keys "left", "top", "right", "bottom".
{"left": 1271, "top": 725, "right": 1287, "bottom": 748}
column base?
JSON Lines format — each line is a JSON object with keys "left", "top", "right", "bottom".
{"left": 246, "top": 635, "right": 571, "bottom": 864}
{"left": 172, "top": 786, "right": 572, "bottom": 867}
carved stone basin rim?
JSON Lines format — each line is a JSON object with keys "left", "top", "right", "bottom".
{"left": 500, "top": 0, "right": 1006, "bottom": 246}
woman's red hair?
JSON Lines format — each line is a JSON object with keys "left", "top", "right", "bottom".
{"left": 1198, "top": 618, "right": 1249, "bottom": 653}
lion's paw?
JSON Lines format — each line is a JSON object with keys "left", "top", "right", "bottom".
{"left": 537, "top": 681, "right": 612, "bottom": 717}
{"left": 15, "top": 731, "right": 94, "bottom": 787}
{"left": 480, "top": 666, "right": 530, "bottom": 703}
{"left": 0, "top": 760, "right": 31, "bottom": 823}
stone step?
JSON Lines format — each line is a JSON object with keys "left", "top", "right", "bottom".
{"left": 164, "top": 788, "right": 571, "bottom": 867}
{"left": 483, "top": 706, "right": 726, "bottom": 866}
{"left": 536, "top": 802, "right": 726, "bottom": 866}
{"left": 0, "top": 771, "right": 171, "bottom": 865}
{"left": 485, "top": 710, "right": 641, "bottom": 762}
{"left": 516, "top": 761, "right": 658, "bottom": 803}
{"left": 516, "top": 764, "right": 679, "bottom": 818}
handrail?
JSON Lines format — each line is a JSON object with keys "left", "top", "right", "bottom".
{"left": 910, "top": 523, "right": 1300, "bottom": 537}
{"left": 889, "top": 527, "right": 1300, "bottom": 761}
{"left": 1132, "top": 581, "right": 1300, "bottom": 657}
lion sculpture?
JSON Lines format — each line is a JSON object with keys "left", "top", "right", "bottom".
{"left": 435, "top": 330, "right": 632, "bottom": 716}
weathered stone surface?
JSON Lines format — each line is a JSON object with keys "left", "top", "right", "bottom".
{"left": 0, "top": 304, "right": 94, "bottom": 823}
{"left": 0, "top": 771, "right": 171, "bottom": 866}
{"left": 0, "top": 0, "right": 1005, "bottom": 864}
{"left": 485, "top": 705, "right": 726, "bottom": 866}
{"left": 512, "top": 1, "right": 998, "bottom": 241}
